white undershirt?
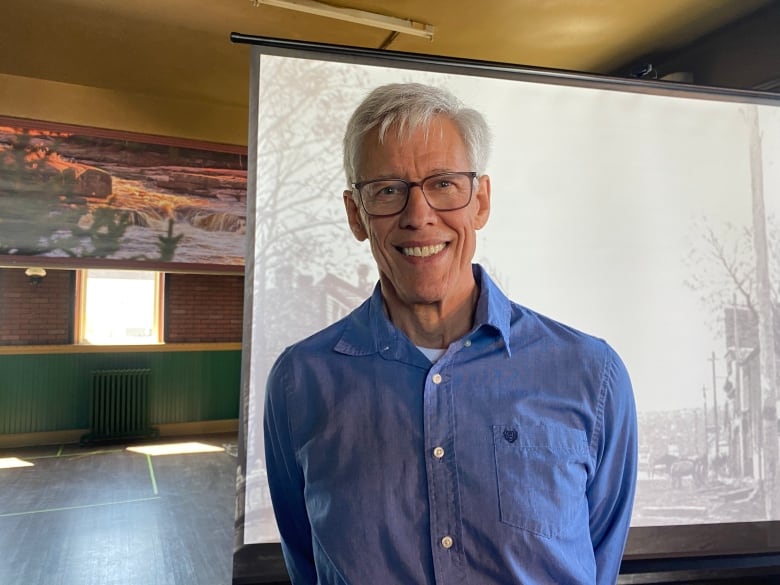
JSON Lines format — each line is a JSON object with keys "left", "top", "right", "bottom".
{"left": 417, "top": 346, "right": 447, "bottom": 363}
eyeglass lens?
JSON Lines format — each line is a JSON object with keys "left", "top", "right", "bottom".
{"left": 359, "top": 172, "right": 474, "bottom": 216}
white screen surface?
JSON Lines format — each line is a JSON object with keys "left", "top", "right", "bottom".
{"left": 239, "top": 50, "right": 780, "bottom": 546}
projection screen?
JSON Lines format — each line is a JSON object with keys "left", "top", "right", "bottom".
{"left": 232, "top": 36, "right": 780, "bottom": 583}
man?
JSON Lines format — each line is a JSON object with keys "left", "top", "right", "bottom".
{"left": 264, "top": 82, "right": 637, "bottom": 584}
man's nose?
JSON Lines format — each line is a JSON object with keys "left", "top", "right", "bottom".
{"left": 400, "top": 184, "right": 435, "bottom": 226}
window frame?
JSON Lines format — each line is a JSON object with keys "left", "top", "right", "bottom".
{"left": 75, "top": 269, "right": 164, "bottom": 345}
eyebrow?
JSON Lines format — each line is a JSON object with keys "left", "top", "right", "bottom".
{"left": 359, "top": 169, "right": 459, "bottom": 181}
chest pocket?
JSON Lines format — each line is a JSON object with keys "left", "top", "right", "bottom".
{"left": 492, "top": 421, "right": 589, "bottom": 538}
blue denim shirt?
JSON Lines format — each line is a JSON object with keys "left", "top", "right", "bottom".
{"left": 264, "top": 265, "right": 637, "bottom": 585}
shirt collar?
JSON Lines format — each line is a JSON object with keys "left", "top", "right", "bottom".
{"left": 472, "top": 264, "right": 513, "bottom": 357}
{"left": 334, "top": 264, "right": 512, "bottom": 359}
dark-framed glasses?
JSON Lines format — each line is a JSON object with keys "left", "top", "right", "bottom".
{"left": 352, "top": 171, "right": 478, "bottom": 217}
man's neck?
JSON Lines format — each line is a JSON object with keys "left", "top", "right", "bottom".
{"left": 382, "top": 283, "right": 479, "bottom": 349}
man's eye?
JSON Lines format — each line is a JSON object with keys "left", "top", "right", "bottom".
{"left": 372, "top": 184, "right": 403, "bottom": 197}
{"left": 428, "top": 178, "right": 457, "bottom": 192}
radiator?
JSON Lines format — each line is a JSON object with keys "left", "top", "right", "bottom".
{"left": 81, "top": 369, "right": 157, "bottom": 444}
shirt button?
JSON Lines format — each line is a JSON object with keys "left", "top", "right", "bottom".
{"left": 464, "top": 340, "right": 471, "bottom": 347}
{"left": 432, "top": 373, "right": 442, "bottom": 384}
{"left": 433, "top": 446, "right": 444, "bottom": 458}
{"left": 441, "top": 536, "right": 454, "bottom": 549}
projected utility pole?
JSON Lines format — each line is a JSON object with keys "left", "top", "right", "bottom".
{"left": 709, "top": 351, "right": 720, "bottom": 459}
{"left": 747, "top": 104, "right": 778, "bottom": 520}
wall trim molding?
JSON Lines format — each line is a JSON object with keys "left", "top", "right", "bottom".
{"left": 0, "top": 419, "right": 239, "bottom": 449}
{"left": 0, "top": 342, "right": 242, "bottom": 356}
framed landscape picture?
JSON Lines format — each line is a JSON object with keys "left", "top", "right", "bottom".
{"left": 0, "top": 117, "right": 247, "bottom": 273}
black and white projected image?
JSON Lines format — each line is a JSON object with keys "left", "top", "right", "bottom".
{"left": 240, "top": 53, "right": 780, "bottom": 545}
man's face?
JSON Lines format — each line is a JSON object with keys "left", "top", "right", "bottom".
{"left": 343, "top": 116, "right": 491, "bottom": 312}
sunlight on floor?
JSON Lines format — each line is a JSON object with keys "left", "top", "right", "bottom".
{"left": 0, "top": 457, "right": 34, "bottom": 469}
{"left": 126, "top": 442, "right": 224, "bottom": 456}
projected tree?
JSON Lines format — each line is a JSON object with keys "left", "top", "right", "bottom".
{"left": 252, "top": 58, "right": 375, "bottom": 365}
{"left": 684, "top": 216, "right": 779, "bottom": 329}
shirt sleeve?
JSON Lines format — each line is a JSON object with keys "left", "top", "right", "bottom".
{"left": 587, "top": 347, "right": 638, "bottom": 585}
{"left": 263, "top": 351, "right": 317, "bottom": 585}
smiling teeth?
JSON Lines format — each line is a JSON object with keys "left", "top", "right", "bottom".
{"left": 402, "top": 243, "right": 446, "bottom": 257}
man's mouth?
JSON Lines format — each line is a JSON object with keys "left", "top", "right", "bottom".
{"left": 399, "top": 243, "right": 446, "bottom": 258}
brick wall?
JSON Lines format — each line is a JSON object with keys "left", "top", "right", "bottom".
{"left": 164, "top": 273, "right": 244, "bottom": 343}
{"left": 0, "top": 268, "right": 74, "bottom": 345}
{"left": 0, "top": 268, "right": 244, "bottom": 346}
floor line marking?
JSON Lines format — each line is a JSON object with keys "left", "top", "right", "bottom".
{"left": 0, "top": 496, "right": 161, "bottom": 518}
{"left": 146, "top": 453, "right": 159, "bottom": 495}
{"left": 25, "top": 449, "right": 124, "bottom": 461}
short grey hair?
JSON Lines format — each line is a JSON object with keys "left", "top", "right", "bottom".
{"left": 342, "top": 83, "right": 492, "bottom": 186}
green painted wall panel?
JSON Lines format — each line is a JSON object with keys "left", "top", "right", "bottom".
{"left": 0, "top": 350, "right": 240, "bottom": 434}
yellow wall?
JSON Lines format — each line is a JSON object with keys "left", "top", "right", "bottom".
{"left": 0, "top": 73, "right": 249, "bottom": 146}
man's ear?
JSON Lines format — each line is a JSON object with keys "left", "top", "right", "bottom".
{"left": 473, "top": 175, "right": 491, "bottom": 230}
{"left": 344, "top": 190, "right": 368, "bottom": 241}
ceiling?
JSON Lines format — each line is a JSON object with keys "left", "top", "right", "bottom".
{"left": 0, "top": 0, "right": 775, "bottom": 112}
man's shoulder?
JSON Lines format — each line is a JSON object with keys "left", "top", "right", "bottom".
{"left": 508, "top": 302, "right": 633, "bottom": 404}
{"left": 508, "top": 300, "right": 614, "bottom": 358}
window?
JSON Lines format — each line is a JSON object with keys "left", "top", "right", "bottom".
{"left": 77, "top": 269, "right": 162, "bottom": 345}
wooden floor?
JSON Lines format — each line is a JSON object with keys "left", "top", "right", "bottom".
{"left": 0, "top": 434, "right": 236, "bottom": 585}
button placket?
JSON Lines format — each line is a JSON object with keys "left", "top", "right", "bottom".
{"left": 424, "top": 358, "right": 462, "bottom": 578}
